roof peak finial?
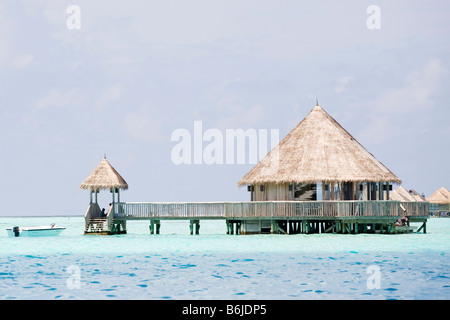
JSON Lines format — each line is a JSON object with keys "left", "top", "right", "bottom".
{"left": 104, "top": 153, "right": 107, "bottom": 159}
{"left": 316, "top": 97, "right": 319, "bottom": 106}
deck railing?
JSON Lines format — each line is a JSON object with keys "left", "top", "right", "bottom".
{"left": 84, "top": 202, "right": 101, "bottom": 230}
{"left": 112, "top": 201, "right": 428, "bottom": 219}
{"left": 399, "top": 201, "right": 429, "bottom": 216}
{"left": 106, "top": 204, "right": 115, "bottom": 231}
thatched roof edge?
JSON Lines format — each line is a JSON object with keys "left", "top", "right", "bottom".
{"left": 237, "top": 105, "right": 402, "bottom": 187}
{"left": 79, "top": 157, "right": 128, "bottom": 191}
{"left": 426, "top": 187, "right": 450, "bottom": 204}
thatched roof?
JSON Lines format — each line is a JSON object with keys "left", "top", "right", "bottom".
{"left": 426, "top": 187, "right": 450, "bottom": 204}
{"left": 390, "top": 186, "right": 426, "bottom": 202}
{"left": 238, "top": 104, "right": 401, "bottom": 186}
{"left": 80, "top": 156, "right": 128, "bottom": 191}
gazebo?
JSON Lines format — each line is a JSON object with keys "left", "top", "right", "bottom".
{"left": 238, "top": 103, "right": 402, "bottom": 201}
{"left": 80, "top": 155, "right": 128, "bottom": 205}
{"left": 80, "top": 156, "right": 128, "bottom": 234}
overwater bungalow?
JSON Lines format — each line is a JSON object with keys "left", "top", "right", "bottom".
{"left": 238, "top": 103, "right": 401, "bottom": 202}
{"left": 81, "top": 104, "right": 429, "bottom": 235}
{"left": 389, "top": 186, "right": 427, "bottom": 220}
{"left": 390, "top": 186, "right": 426, "bottom": 202}
{"left": 427, "top": 187, "right": 450, "bottom": 217}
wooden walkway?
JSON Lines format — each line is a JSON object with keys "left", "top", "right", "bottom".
{"left": 84, "top": 200, "right": 429, "bottom": 235}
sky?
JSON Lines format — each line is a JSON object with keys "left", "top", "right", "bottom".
{"left": 0, "top": 0, "right": 449, "bottom": 216}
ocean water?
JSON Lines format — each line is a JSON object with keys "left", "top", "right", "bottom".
{"left": 0, "top": 217, "right": 448, "bottom": 300}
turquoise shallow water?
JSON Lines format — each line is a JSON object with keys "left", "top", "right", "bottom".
{"left": 0, "top": 217, "right": 449, "bottom": 300}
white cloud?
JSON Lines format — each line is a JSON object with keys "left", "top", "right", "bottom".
{"left": 375, "top": 57, "right": 446, "bottom": 114}
{"left": 12, "top": 54, "right": 34, "bottom": 68}
{"left": 36, "top": 89, "right": 80, "bottom": 110}
{"left": 0, "top": 3, "right": 13, "bottom": 67}
{"left": 335, "top": 76, "right": 355, "bottom": 94}
{"left": 122, "top": 107, "right": 167, "bottom": 142}
{"left": 94, "top": 84, "right": 123, "bottom": 110}
{"left": 358, "top": 57, "right": 447, "bottom": 144}
{"left": 204, "top": 78, "right": 266, "bottom": 130}
{"left": 215, "top": 104, "right": 265, "bottom": 131}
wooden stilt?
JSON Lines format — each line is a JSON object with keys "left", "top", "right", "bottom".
{"left": 150, "top": 221, "right": 154, "bottom": 234}
{"left": 417, "top": 221, "right": 427, "bottom": 233}
{"left": 324, "top": 222, "right": 334, "bottom": 233}
{"left": 195, "top": 220, "right": 200, "bottom": 235}
{"left": 388, "top": 223, "right": 394, "bottom": 234}
{"left": 154, "top": 220, "right": 160, "bottom": 234}
{"left": 190, "top": 220, "right": 200, "bottom": 235}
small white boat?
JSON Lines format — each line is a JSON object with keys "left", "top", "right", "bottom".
{"left": 6, "top": 224, "right": 66, "bottom": 237}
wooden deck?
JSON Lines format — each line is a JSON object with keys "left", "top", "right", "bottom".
{"left": 84, "top": 200, "right": 429, "bottom": 235}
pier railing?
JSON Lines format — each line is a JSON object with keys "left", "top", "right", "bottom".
{"left": 106, "top": 204, "right": 115, "bottom": 231}
{"left": 112, "top": 201, "right": 428, "bottom": 220}
{"left": 84, "top": 202, "right": 101, "bottom": 230}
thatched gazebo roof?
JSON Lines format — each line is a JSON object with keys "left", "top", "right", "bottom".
{"left": 80, "top": 156, "right": 128, "bottom": 191}
{"left": 390, "top": 186, "right": 426, "bottom": 202}
{"left": 426, "top": 187, "right": 450, "bottom": 204}
{"left": 238, "top": 104, "right": 401, "bottom": 186}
